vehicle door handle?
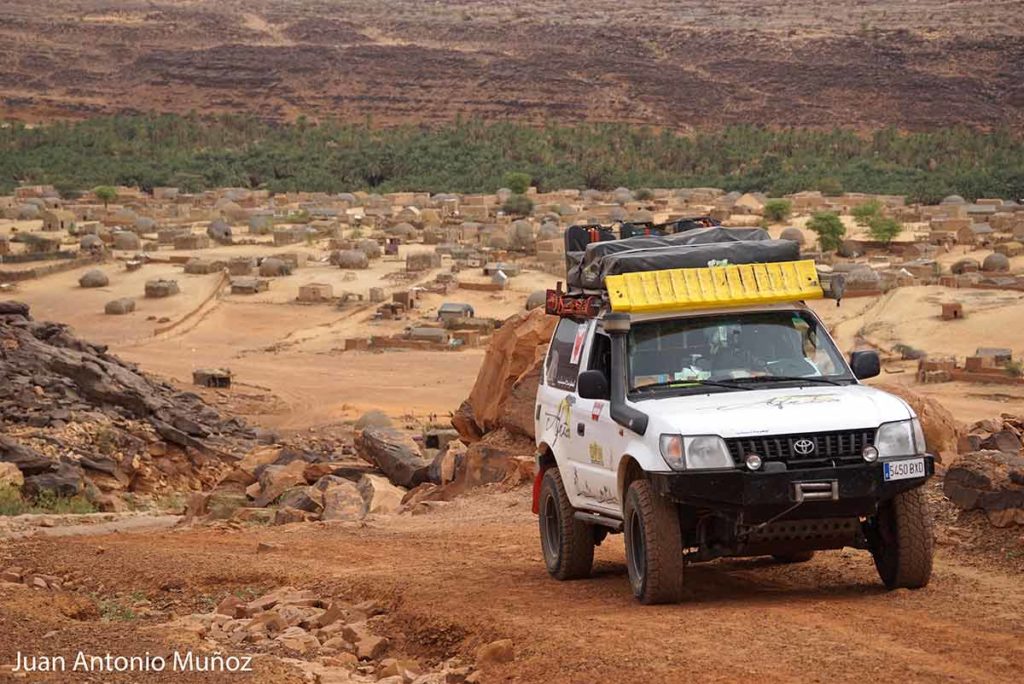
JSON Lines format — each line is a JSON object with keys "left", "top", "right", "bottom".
{"left": 577, "top": 423, "right": 585, "bottom": 436}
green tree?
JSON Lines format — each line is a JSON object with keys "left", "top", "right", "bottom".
{"left": 806, "top": 211, "right": 846, "bottom": 251}
{"left": 503, "top": 172, "right": 532, "bottom": 195}
{"left": 502, "top": 194, "right": 534, "bottom": 217}
{"left": 817, "top": 177, "right": 844, "bottom": 196}
{"left": 851, "top": 200, "right": 883, "bottom": 227}
{"left": 763, "top": 199, "right": 792, "bottom": 222}
{"left": 93, "top": 185, "right": 117, "bottom": 209}
{"left": 867, "top": 215, "right": 902, "bottom": 244}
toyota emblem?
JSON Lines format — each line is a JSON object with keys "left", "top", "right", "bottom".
{"left": 793, "top": 438, "right": 816, "bottom": 455}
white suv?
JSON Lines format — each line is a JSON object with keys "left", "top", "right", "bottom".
{"left": 533, "top": 303, "right": 934, "bottom": 604}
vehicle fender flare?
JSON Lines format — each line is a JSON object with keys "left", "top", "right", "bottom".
{"left": 617, "top": 454, "right": 644, "bottom": 504}
{"left": 532, "top": 443, "right": 556, "bottom": 515}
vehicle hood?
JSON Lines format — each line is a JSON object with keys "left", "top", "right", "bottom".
{"left": 636, "top": 384, "right": 914, "bottom": 437}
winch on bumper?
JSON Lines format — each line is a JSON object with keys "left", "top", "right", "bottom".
{"left": 647, "top": 456, "right": 935, "bottom": 523}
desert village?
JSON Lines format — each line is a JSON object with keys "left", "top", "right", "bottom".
{"left": 2, "top": 182, "right": 1024, "bottom": 682}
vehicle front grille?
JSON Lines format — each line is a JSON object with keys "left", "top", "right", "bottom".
{"left": 725, "top": 429, "right": 875, "bottom": 467}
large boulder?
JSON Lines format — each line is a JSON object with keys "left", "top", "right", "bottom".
{"left": 779, "top": 227, "right": 805, "bottom": 246}
{"left": 104, "top": 298, "right": 135, "bottom": 315}
{"left": 0, "top": 462, "right": 24, "bottom": 489}
{"left": 207, "top": 219, "right": 233, "bottom": 245}
{"left": 357, "top": 474, "right": 405, "bottom": 515}
{"left": 78, "top": 269, "right": 109, "bottom": 288}
{"left": 452, "top": 308, "right": 557, "bottom": 443}
{"left": 250, "top": 460, "right": 308, "bottom": 507}
{"left": 145, "top": 279, "right": 180, "bottom": 298}
{"left": 950, "top": 258, "right": 980, "bottom": 275}
{"left": 80, "top": 234, "right": 104, "bottom": 252}
{"left": 982, "top": 253, "right": 1010, "bottom": 273}
{"left": 876, "top": 384, "right": 963, "bottom": 462}
{"left": 259, "top": 258, "right": 291, "bottom": 277}
{"left": 355, "top": 239, "right": 382, "bottom": 260}
{"left": 112, "top": 231, "right": 141, "bottom": 251}
{"left": 355, "top": 427, "right": 432, "bottom": 488}
{"left": 944, "top": 451, "right": 1024, "bottom": 527}
{"left": 318, "top": 477, "right": 365, "bottom": 521}
{"left": 331, "top": 250, "right": 369, "bottom": 269}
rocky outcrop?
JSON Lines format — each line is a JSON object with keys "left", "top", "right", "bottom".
{"left": 944, "top": 450, "right": 1024, "bottom": 527}
{"left": 0, "top": 302, "right": 256, "bottom": 503}
{"left": 958, "top": 416, "right": 1024, "bottom": 455}
{"left": 452, "top": 308, "right": 556, "bottom": 443}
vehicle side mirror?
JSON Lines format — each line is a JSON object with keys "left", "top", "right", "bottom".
{"left": 849, "top": 350, "right": 880, "bottom": 380}
{"left": 577, "top": 370, "right": 610, "bottom": 400}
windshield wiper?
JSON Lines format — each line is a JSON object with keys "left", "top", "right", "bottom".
{"left": 734, "top": 375, "right": 846, "bottom": 386}
{"left": 632, "top": 379, "right": 752, "bottom": 393}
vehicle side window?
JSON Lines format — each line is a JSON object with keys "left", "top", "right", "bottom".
{"left": 588, "top": 332, "right": 611, "bottom": 379}
{"left": 545, "top": 319, "right": 587, "bottom": 391}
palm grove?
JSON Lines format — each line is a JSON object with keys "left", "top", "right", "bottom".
{"left": 1, "top": 115, "right": 1022, "bottom": 202}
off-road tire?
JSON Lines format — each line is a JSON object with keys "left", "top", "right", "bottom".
{"left": 869, "top": 487, "right": 934, "bottom": 589}
{"left": 538, "top": 468, "right": 594, "bottom": 580}
{"left": 772, "top": 551, "right": 816, "bottom": 564}
{"left": 623, "top": 479, "right": 684, "bottom": 604}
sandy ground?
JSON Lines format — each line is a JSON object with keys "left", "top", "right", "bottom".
{"left": 5, "top": 230, "right": 558, "bottom": 428}
{"left": 1, "top": 486, "right": 1022, "bottom": 683}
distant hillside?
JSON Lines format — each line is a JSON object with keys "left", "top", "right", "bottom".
{"left": 1, "top": 0, "right": 1022, "bottom": 130}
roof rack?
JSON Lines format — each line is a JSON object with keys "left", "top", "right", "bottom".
{"left": 548, "top": 221, "right": 844, "bottom": 319}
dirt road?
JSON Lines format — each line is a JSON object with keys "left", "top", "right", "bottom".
{"left": 2, "top": 488, "right": 1021, "bottom": 683}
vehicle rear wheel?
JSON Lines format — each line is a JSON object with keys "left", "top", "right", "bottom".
{"left": 772, "top": 551, "right": 816, "bottom": 564}
{"left": 538, "top": 468, "right": 594, "bottom": 580}
{"left": 623, "top": 479, "right": 684, "bottom": 604}
{"left": 867, "top": 487, "right": 934, "bottom": 589}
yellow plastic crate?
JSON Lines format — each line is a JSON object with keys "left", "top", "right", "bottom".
{"left": 606, "top": 259, "right": 823, "bottom": 313}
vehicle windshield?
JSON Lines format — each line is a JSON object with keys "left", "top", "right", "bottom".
{"left": 627, "top": 309, "right": 853, "bottom": 392}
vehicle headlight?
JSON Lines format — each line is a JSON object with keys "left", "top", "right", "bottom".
{"left": 659, "top": 434, "right": 735, "bottom": 471}
{"left": 875, "top": 419, "right": 926, "bottom": 459}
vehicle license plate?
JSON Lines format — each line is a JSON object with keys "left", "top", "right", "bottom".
{"left": 883, "top": 458, "right": 925, "bottom": 481}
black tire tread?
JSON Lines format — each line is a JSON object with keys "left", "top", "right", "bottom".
{"left": 625, "top": 479, "right": 684, "bottom": 604}
{"left": 541, "top": 468, "right": 594, "bottom": 580}
{"left": 890, "top": 487, "right": 934, "bottom": 588}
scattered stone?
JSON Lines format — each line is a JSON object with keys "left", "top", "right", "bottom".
{"left": 356, "top": 635, "right": 389, "bottom": 661}
{"left": 145, "top": 279, "right": 180, "bottom": 298}
{"left": 944, "top": 451, "right": 1024, "bottom": 527}
{"left": 78, "top": 269, "right": 109, "bottom": 288}
{"left": 357, "top": 474, "right": 405, "bottom": 516}
{"left": 319, "top": 478, "right": 365, "bottom": 521}
{"left": 356, "top": 428, "right": 432, "bottom": 489}
{"left": 475, "top": 639, "right": 514, "bottom": 667}
{"left": 0, "top": 462, "right": 25, "bottom": 488}
{"left": 104, "top": 297, "right": 136, "bottom": 315}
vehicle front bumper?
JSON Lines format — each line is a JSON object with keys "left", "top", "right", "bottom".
{"left": 647, "top": 456, "right": 935, "bottom": 522}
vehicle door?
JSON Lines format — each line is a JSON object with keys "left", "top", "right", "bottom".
{"left": 566, "top": 328, "right": 623, "bottom": 514}
{"left": 537, "top": 318, "right": 590, "bottom": 507}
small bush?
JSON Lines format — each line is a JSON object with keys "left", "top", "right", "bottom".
{"left": 763, "top": 199, "right": 792, "bottom": 222}
{"left": 0, "top": 486, "right": 97, "bottom": 516}
{"left": 806, "top": 211, "right": 846, "bottom": 252}
{"left": 503, "top": 172, "right": 532, "bottom": 195}
{"left": 868, "top": 215, "right": 902, "bottom": 243}
{"left": 851, "top": 200, "right": 883, "bottom": 227}
{"left": 502, "top": 194, "right": 534, "bottom": 217}
{"left": 633, "top": 187, "right": 654, "bottom": 201}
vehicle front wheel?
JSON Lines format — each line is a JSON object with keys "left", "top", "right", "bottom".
{"left": 538, "top": 467, "right": 594, "bottom": 580}
{"left": 623, "top": 479, "right": 684, "bottom": 604}
{"left": 867, "top": 487, "right": 934, "bottom": 589}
